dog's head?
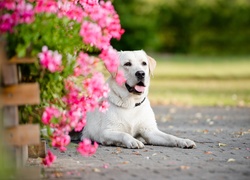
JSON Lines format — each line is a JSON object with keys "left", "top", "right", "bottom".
{"left": 116, "top": 50, "right": 156, "bottom": 96}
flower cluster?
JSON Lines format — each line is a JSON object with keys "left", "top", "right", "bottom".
{"left": 77, "top": 139, "right": 98, "bottom": 156}
{"left": 0, "top": 0, "right": 34, "bottom": 33}
{"left": 74, "top": 52, "right": 97, "bottom": 76}
{"left": 42, "top": 150, "right": 56, "bottom": 167}
{"left": 42, "top": 106, "right": 61, "bottom": 125}
{"left": 38, "top": 46, "right": 62, "bottom": 73}
{"left": 1, "top": 0, "right": 125, "bottom": 167}
{"left": 80, "top": 0, "right": 125, "bottom": 49}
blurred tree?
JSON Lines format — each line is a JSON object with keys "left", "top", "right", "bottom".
{"left": 155, "top": 0, "right": 250, "bottom": 54}
{"left": 112, "top": 0, "right": 250, "bottom": 55}
{"left": 155, "top": 0, "right": 194, "bottom": 53}
{"left": 112, "top": 0, "right": 158, "bottom": 51}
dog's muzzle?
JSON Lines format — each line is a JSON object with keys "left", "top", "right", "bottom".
{"left": 125, "top": 81, "right": 146, "bottom": 95}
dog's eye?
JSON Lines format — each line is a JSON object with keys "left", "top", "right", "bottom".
{"left": 142, "top": 61, "right": 147, "bottom": 66}
{"left": 124, "top": 62, "right": 132, "bottom": 66}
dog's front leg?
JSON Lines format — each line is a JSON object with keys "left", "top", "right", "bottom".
{"left": 142, "top": 129, "right": 196, "bottom": 148}
{"left": 101, "top": 130, "right": 144, "bottom": 149}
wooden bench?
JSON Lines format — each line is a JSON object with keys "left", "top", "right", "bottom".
{"left": 1, "top": 40, "right": 42, "bottom": 178}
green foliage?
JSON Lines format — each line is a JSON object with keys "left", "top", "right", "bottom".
{"left": 112, "top": 0, "right": 250, "bottom": 55}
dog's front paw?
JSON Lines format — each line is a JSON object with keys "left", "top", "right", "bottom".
{"left": 177, "top": 138, "right": 196, "bottom": 149}
{"left": 125, "top": 138, "right": 144, "bottom": 149}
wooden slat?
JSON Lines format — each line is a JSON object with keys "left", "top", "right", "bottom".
{"left": 4, "top": 124, "right": 40, "bottom": 146}
{"left": 8, "top": 56, "right": 36, "bottom": 64}
{"left": 0, "top": 83, "right": 40, "bottom": 106}
{"left": 15, "top": 146, "right": 28, "bottom": 167}
{"left": 1, "top": 64, "right": 18, "bottom": 85}
{"left": 3, "top": 106, "right": 19, "bottom": 128}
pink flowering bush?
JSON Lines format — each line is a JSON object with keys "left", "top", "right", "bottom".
{"left": 0, "top": 0, "right": 125, "bottom": 167}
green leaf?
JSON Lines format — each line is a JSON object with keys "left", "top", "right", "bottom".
{"left": 51, "top": 117, "right": 59, "bottom": 124}
{"left": 16, "top": 44, "right": 26, "bottom": 57}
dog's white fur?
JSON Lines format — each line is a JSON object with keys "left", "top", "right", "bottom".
{"left": 81, "top": 50, "right": 196, "bottom": 149}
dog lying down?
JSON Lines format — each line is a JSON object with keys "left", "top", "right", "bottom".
{"left": 74, "top": 50, "right": 196, "bottom": 149}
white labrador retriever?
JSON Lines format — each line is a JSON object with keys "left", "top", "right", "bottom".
{"left": 80, "top": 50, "right": 196, "bottom": 149}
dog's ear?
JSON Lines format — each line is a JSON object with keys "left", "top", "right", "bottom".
{"left": 147, "top": 55, "right": 156, "bottom": 76}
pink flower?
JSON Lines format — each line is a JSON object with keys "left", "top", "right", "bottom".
{"left": 42, "top": 106, "right": 61, "bottom": 125}
{"left": 42, "top": 150, "right": 56, "bottom": 167}
{"left": 79, "top": 0, "right": 99, "bottom": 8}
{"left": 79, "top": 21, "right": 104, "bottom": 48}
{"left": 82, "top": 73, "right": 109, "bottom": 112}
{"left": 51, "top": 133, "right": 71, "bottom": 152}
{"left": 87, "top": 1, "right": 124, "bottom": 40}
{"left": 79, "top": 1, "right": 124, "bottom": 50}
{"left": 74, "top": 52, "right": 97, "bottom": 76}
{"left": 99, "top": 47, "right": 119, "bottom": 73}
{"left": 77, "top": 139, "right": 98, "bottom": 156}
{"left": 34, "top": 0, "right": 58, "bottom": 14}
{"left": 0, "top": 13, "right": 16, "bottom": 33}
{"left": 38, "top": 46, "right": 62, "bottom": 73}
{"left": 115, "top": 70, "right": 126, "bottom": 86}
{"left": 67, "top": 106, "right": 86, "bottom": 128}
{"left": 2, "top": 0, "right": 16, "bottom": 10}
{"left": 99, "top": 100, "right": 109, "bottom": 112}
{"left": 63, "top": 89, "right": 81, "bottom": 106}
{"left": 84, "top": 96, "right": 99, "bottom": 112}
{"left": 74, "top": 117, "right": 86, "bottom": 131}
{"left": 0, "top": 0, "right": 35, "bottom": 33}
{"left": 83, "top": 72, "right": 109, "bottom": 99}
{"left": 57, "top": 1, "right": 85, "bottom": 22}
{"left": 16, "top": 1, "right": 35, "bottom": 24}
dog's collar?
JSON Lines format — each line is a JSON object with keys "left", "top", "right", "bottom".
{"left": 135, "top": 97, "right": 146, "bottom": 107}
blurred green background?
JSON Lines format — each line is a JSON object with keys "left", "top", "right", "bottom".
{"left": 111, "top": 0, "right": 250, "bottom": 106}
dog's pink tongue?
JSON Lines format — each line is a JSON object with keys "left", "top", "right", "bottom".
{"left": 135, "top": 85, "right": 145, "bottom": 92}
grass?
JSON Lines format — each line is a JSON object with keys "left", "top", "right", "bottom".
{"left": 148, "top": 54, "right": 250, "bottom": 106}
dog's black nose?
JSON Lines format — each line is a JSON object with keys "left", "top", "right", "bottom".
{"left": 135, "top": 71, "right": 145, "bottom": 80}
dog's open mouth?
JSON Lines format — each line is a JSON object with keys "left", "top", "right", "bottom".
{"left": 125, "top": 81, "right": 146, "bottom": 94}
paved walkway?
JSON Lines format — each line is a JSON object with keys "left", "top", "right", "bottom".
{"left": 29, "top": 106, "right": 250, "bottom": 180}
